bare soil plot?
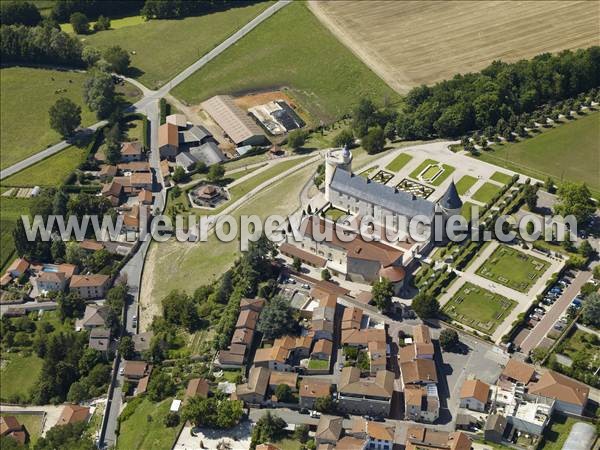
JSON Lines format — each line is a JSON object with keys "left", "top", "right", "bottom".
{"left": 309, "top": 1, "right": 599, "bottom": 93}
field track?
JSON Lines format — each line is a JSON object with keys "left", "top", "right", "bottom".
{"left": 309, "top": 0, "right": 600, "bottom": 93}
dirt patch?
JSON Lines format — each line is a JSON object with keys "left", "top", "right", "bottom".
{"left": 233, "top": 89, "right": 298, "bottom": 110}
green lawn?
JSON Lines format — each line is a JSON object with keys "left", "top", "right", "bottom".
{"left": 409, "top": 159, "right": 438, "bottom": 180}
{"left": 0, "top": 67, "right": 97, "bottom": 170}
{"left": 461, "top": 202, "right": 478, "bottom": 222}
{"left": 1, "top": 145, "right": 87, "bottom": 188}
{"left": 172, "top": 1, "right": 400, "bottom": 124}
{"left": 0, "top": 197, "right": 33, "bottom": 272}
{"left": 0, "top": 413, "right": 43, "bottom": 445}
{"left": 455, "top": 175, "right": 478, "bottom": 195}
{"left": 476, "top": 245, "right": 551, "bottom": 293}
{"left": 490, "top": 171, "right": 513, "bottom": 185}
{"left": 308, "top": 358, "right": 329, "bottom": 370}
{"left": 124, "top": 119, "right": 145, "bottom": 143}
{"left": 324, "top": 207, "right": 347, "bottom": 221}
{"left": 442, "top": 282, "right": 517, "bottom": 335}
{"left": 431, "top": 164, "right": 455, "bottom": 186}
{"left": 0, "top": 353, "right": 43, "bottom": 402}
{"left": 471, "top": 182, "right": 502, "bottom": 204}
{"left": 385, "top": 153, "right": 413, "bottom": 172}
{"left": 539, "top": 414, "right": 577, "bottom": 450}
{"left": 408, "top": 159, "right": 455, "bottom": 186}
{"left": 472, "top": 112, "right": 600, "bottom": 197}
{"left": 116, "top": 397, "right": 180, "bottom": 450}
{"left": 82, "top": 3, "right": 272, "bottom": 89}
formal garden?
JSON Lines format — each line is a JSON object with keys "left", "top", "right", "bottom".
{"left": 476, "top": 245, "right": 550, "bottom": 293}
{"left": 371, "top": 169, "right": 394, "bottom": 184}
{"left": 442, "top": 282, "right": 517, "bottom": 334}
{"left": 409, "top": 158, "right": 455, "bottom": 186}
{"left": 396, "top": 179, "right": 434, "bottom": 199}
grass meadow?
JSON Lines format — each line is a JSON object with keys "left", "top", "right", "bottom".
{"left": 0, "top": 67, "right": 96, "bottom": 169}
{"left": 172, "top": 1, "right": 400, "bottom": 124}
{"left": 474, "top": 113, "right": 600, "bottom": 197}
{"left": 81, "top": 3, "right": 272, "bottom": 89}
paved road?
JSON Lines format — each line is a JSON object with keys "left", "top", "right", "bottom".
{"left": 0, "top": 122, "right": 107, "bottom": 179}
{"left": 0, "top": 0, "right": 292, "bottom": 182}
{"left": 519, "top": 270, "right": 591, "bottom": 354}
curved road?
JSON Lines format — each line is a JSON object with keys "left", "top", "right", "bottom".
{"left": 0, "top": 0, "right": 291, "bottom": 181}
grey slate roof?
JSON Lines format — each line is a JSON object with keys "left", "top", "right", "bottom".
{"left": 189, "top": 141, "right": 227, "bottom": 166}
{"left": 439, "top": 180, "right": 463, "bottom": 210}
{"left": 180, "top": 125, "right": 212, "bottom": 144}
{"left": 175, "top": 152, "right": 197, "bottom": 170}
{"left": 330, "top": 168, "right": 435, "bottom": 218}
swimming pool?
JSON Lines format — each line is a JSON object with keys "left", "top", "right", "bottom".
{"left": 42, "top": 264, "right": 59, "bottom": 273}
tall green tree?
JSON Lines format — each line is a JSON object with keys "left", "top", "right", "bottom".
{"left": 372, "top": 277, "right": 394, "bottom": 312}
{"left": 256, "top": 295, "right": 297, "bottom": 340}
{"left": 412, "top": 293, "right": 439, "bottom": 319}
{"left": 49, "top": 98, "right": 81, "bottom": 137}
{"left": 361, "top": 126, "right": 385, "bottom": 154}
{"left": 554, "top": 182, "right": 595, "bottom": 225}
{"left": 103, "top": 45, "right": 130, "bottom": 73}
{"left": 83, "top": 69, "right": 116, "bottom": 119}
{"left": 69, "top": 12, "right": 89, "bottom": 34}
{"left": 0, "top": 1, "right": 42, "bottom": 26}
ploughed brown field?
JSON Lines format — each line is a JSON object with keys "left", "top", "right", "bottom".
{"left": 309, "top": 0, "right": 599, "bottom": 93}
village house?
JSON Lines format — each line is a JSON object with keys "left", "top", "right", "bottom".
{"left": 76, "top": 304, "right": 110, "bottom": 330}
{"left": 312, "top": 338, "right": 333, "bottom": 361}
{"left": 56, "top": 405, "right": 90, "bottom": 427}
{"left": 32, "top": 263, "right": 77, "bottom": 295}
{"left": 527, "top": 370, "right": 589, "bottom": 415}
{"left": 460, "top": 379, "right": 490, "bottom": 412}
{"left": 254, "top": 335, "right": 311, "bottom": 372}
{"left": 120, "top": 141, "right": 143, "bottom": 162}
{"left": 315, "top": 415, "right": 343, "bottom": 446}
{"left": 236, "top": 366, "right": 270, "bottom": 406}
{"left": 69, "top": 274, "right": 110, "bottom": 299}
{"left": 158, "top": 122, "right": 179, "bottom": 159}
{"left": 88, "top": 327, "right": 111, "bottom": 355}
{"left": 499, "top": 359, "right": 536, "bottom": 385}
{"left": 299, "top": 378, "right": 332, "bottom": 410}
{"left": 268, "top": 371, "right": 298, "bottom": 392}
{"left": 405, "top": 426, "right": 471, "bottom": 450}
{"left": 350, "top": 417, "right": 396, "bottom": 450}
{"left": 337, "top": 367, "right": 394, "bottom": 417}
{"left": 185, "top": 378, "right": 209, "bottom": 400}
{"left": 78, "top": 239, "right": 104, "bottom": 253}
{"left": 6, "top": 258, "right": 29, "bottom": 278}
{"left": 122, "top": 360, "right": 152, "bottom": 382}
{"left": 404, "top": 384, "right": 440, "bottom": 423}
{"left": 0, "top": 416, "right": 28, "bottom": 446}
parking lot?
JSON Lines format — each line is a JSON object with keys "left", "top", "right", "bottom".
{"left": 519, "top": 270, "right": 592, "bottom": 354}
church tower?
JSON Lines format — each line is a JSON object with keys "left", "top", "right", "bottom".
{"left": 324, "top": 144, "right": 353, "bottom": 200}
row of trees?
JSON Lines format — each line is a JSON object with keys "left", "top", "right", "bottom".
{"left": 395, "top": 47, "right": 600, "bottom": 139}
{"left": 1, "top": 21, "right": 131, "bottom": 74}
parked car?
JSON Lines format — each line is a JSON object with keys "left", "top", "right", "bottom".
{"left": 302, "top": 283, "right": 310, "bottom": 289}
{"left": 310, "top": 410, "right": 321, "bottom": 418}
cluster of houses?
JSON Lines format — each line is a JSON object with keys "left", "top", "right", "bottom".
{"left": 158, "top": 113, "right": 227, "bottom": 172}
{"left": 399, "top": 325, "right": 440, "bottom": 423}
{"left": 456, "top": 358, "right": 590, "bottom": 444}
{"left": 97, "top": 135, "right": 156, "bottom": 234}
{"left": 1, "top": 255, "right": 110, "bottom": 300}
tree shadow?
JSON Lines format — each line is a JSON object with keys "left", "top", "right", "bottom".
{"left": 125, "top": 66, "right": 145, "bottom": 79}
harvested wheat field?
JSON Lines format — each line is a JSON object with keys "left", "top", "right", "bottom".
{"left": 309, "top": 1, "right": 600, "bottom": 93}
